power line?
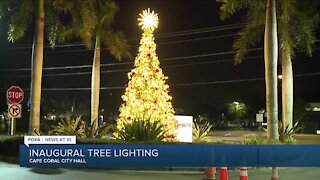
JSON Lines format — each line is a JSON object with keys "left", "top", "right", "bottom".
{"left": 173, "top": 77, "right": 265, "bottom": 87}
{"left": 2, "top": 46, "right": 319, "bottom": 73}
{"left": 164, "top": 55, "right": 261, "bottom": 68}
{"left": 3, "top": 72, "right": 319, "bottom": 91}
{"left": 42, "top": 33, "right": 238, "bottom": 53}
{"left": 0, "top": 33, "right": 238, "bottom": 53}
{"left": 156, "top": 24, "right": 244, "bottom": 38}
{"left": 0, "top": 23, "right": 244, "bottom": 50}
{"left": 0, "top": 56, "right": 263, "bottom": 78}
{"left": 156, "top": 23, "right": 244, "bottom": 36}
{"left": 4, "top": 23, "right": 318, "bottom": 51}
{"left": 0, "top": 43, "right": 86, "bottom": 50}
{"left": 126, "top": 23, "right": 245, "bottom": 41}
{"left": 40, "top": 33, "right": 238, "bottom": 53}
{"left": 39, "top": 41, "right": 320, "bottom": 54}
{"left": 172, "top": 72, "right": 320, "bottom": 86}
{"left": 156, "top": 34, "right": 237, "bottom": 46}
{"left": 47, "top": 55, "right": 263, "bottom": 77}
{"left": 163, "top": 48, "right": 262, "bottom": 62}
{"left": 0, "top": 48, "right": 263, "bottom": 72}
{"left": 1, "top": 23, "right": 318, "bottom": 52}
{"left": 294, "top": 72, "right": 320, "bottom": 77}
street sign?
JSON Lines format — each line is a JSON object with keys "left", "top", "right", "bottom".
{"left": 256, "top": 113, "right": 264, "bottom": 122}
{"left": 8, "top": 104, "right": 22, "bottom": 118}
{"left": 7, "top": 86, "right": 24, "bottom": 104}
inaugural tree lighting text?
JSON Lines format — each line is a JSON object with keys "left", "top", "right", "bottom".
{"left": 28, "top": 148, "right": 159, "bottom": 164}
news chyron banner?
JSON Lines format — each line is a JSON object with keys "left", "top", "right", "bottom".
{"left": 20, "top": 136, "right": 320, "bottom": 168}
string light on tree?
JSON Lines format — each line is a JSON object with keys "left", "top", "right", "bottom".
{"left": 115, "top": 8, "right": 177, "bottom": 141}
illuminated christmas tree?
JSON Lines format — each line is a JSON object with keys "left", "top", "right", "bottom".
{"left": 116, "top": 8, "right": 176, "bottom": 141}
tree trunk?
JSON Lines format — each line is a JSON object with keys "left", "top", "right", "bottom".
{"left": 271, "top": 166, "right": 279, "bottom": 179}
{"left": 29, "top": 0, "right": 44, "bottom": 135}
{"left": 91, "top": 35, "right": 101, "bottom": 131}
{"left": 264, "top": 0, "right": 279, "bottom": 141}
{"left": 265, "top": 0, "right": 279, "bottom": 178}
{"left": 282, "top": 48, "right": 293, "bottom": 131}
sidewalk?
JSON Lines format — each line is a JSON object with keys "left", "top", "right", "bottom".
{"left": 1, "top": 161, "right": 320, "bottom": 180}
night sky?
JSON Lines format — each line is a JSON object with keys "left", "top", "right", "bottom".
{"left": 1, "top": 0, "right": 320, "bottom": 121}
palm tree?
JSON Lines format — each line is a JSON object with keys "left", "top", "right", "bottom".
{"left": 0, "top": 0, "right": 63, "bottom": 135}
{"left": 264, "top": 0, "right": 279, "bottom": 141}
{"left": 220, "top": 0, "right": 319, "bottom": 174}
{"left": 278, "top": 0, "right": 319, "bottom": 130}
{"left": 55, "top": 0, "right": 131, "bottom": 130}
{"left": 220, "top": 0, "right": 279, "bottom": 140}
{"left": 220, "top": 0, "right": 319, "bottom": 137}
{"left": 221, "top": 2, "right": 279, "bottom": 177}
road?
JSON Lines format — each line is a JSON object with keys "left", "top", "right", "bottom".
{"left": 1, "top": 161, "right": 320, "bottom": 180}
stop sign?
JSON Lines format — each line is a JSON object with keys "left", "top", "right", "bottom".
{"left": 7, "top": 86, "right": 24, "bottom": 104}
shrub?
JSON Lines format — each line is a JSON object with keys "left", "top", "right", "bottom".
{"left": 279, "top": 121, "right": 300, "bottom": 144}
{"left": 192, "top": 121, "right": 212, "bottom": 142}
{"left": 48, "top": 115, "right": 85, "bottom": 138}
{"left": 0, "top": 136, "right": 23, "bottom": 156}
{"left": 241, "top": 134, "right": 280, "bottom": 145}
{"left": 283, "top": 136, "right": 297, "bottom": 144}
{"left": 116, "top": 119, "right": 167, "bottom": 142}
{"left": 85, "top": 119, "right": 115, "bottom": 139}
{"left": 241, "top": 134, "right": 267, "bottom": 144}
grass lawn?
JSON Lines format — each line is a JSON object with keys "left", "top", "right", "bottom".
{"left": 294, "top": 134, "right": 320, "bottom": 144}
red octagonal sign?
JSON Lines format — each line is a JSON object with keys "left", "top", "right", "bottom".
{"left": 7, "top": 86, "right": 24, "bottom": 104}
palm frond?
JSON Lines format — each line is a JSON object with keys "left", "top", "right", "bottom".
{"left": 57, "top": 25, "right": 76, "bottom": 44}
{"left": 57, "top": 0, "right": 97, "bottom": 48}
{"left": 79, "top": 0, "right": 97, "bottom": 33}
{"left": 97, "top": 0, "right": 118, "bottom": 28}
{"left": 7, "top": 0, "right": 34, "bottom": 42}
{"left": 294, "top": 20, "right": 316, "bottom": 57}
{"left": 102, "top": 30, "right": 131, "bottom": 60}
{"left": 45, "top": 1, "right": 64, "bottom": 47}
{"left": 278, "top": 0, "right": 319, "bottom": 58}
{"left": 78, "top": 28, "right": 94, "bottom": 49}
{"left": 291, "top": 1, "right": 319, "bottom": 57}
{"left": 278, "top": 0, "right": 296, "bottom": 60}
{"left": 233, "top": 1, "right": 265, "bottom": 64}
{"left": 220, "top": 0, "right": 252, "bottom": 21}
{"left": 51, "top": 0, "right": 74, "bottom": 13}
{"left": 278, "top": 0, "right": 296, "bottom": 23}
{"left": 0, "top": 0, "right": 17, "bottom": 19}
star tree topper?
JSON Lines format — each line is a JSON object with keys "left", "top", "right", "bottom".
{"left": 138, "top": 8, "right": 159, "bottom": 31}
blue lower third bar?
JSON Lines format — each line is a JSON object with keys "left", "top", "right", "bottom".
{"left": 19, "top": 144, "right": 320, "bottom": 168}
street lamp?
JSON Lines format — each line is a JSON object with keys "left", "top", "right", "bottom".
{"left": 278, "top": 74, "right": 282, "bottom": 123}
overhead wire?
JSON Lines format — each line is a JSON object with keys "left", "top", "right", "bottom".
{"left": 1, "top": 22, "right": 319, "bottom": 89}
{"left": 1, "top": 46, "right": 319, "bottom": 73}
{"left": 0, "top": 23, "right": 244, "bottom": 50}
{"left": 155, "top": 24, "right": 244, "bottom": 38}
{"left": 2, "top": 72, "right": 320, "bottom": 91}
{"left": 0, "top": 32, "right": 238, "bottom": 53}
{"left": 0, "top": 55, "right": 263, "bottom": 77}
{"left": 0, "top": 48, "right": 264, "bottom": 72}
